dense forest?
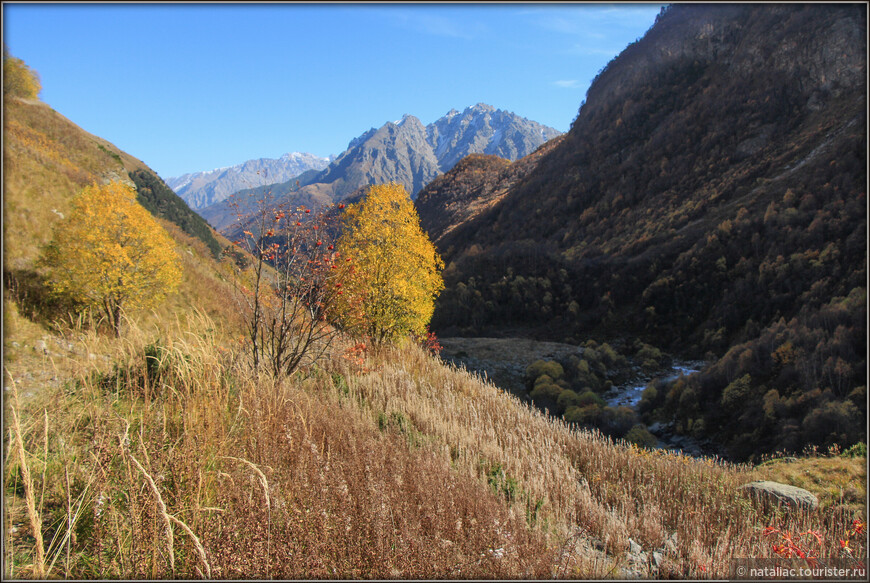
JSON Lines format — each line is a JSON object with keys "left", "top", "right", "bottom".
{"left": 420, "top": 3, "right": 866, "bottom": 461}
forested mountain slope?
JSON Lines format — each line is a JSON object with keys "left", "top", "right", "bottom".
{"left": 416, "top": 135, "right": 566, "bottom": 246}
{"left": 420, "top": 3, "right": 867, "bottom": 460}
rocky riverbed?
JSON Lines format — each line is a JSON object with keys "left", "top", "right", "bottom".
{"left": 603, "top": 362, "right": 705, "bottom": 408}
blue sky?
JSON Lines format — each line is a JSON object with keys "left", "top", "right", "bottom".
{"left": 3, "top": 2, "right": 663, "bottom": 180}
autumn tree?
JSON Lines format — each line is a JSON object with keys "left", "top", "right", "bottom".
{"left": 335, "top": 183, "right": 444, "bottom": 346}
{"left": 227, "top": 192, "right": 353, "bottom": 377}
{"left": 41, "top": 181, "right": 182, "bottom": 336}
{"left": 3, "top": 46, "right": 41, "bottom": 99}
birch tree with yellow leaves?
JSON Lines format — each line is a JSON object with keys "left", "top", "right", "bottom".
{"left": 41, "top": 180, "right": 182, "bottom": 336}
{"left": 335, "top": 183, "right": 444, "bottom": 346}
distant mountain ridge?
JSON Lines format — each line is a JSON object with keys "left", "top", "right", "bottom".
{"left": 201, "top": 103, "right": 562, "bottom": 232}
{"left": 426, "top": 104, "right": 561, "bottom": 171}
{"left": 166, "top": 151, "right": 333, "bottom": 210}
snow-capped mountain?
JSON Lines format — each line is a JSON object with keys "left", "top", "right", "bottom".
{"left": 166, "top": 152, "right": 334, "bottom": 210}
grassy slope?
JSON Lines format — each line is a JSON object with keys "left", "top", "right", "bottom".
{"left": 3, "top": 97, "right": 152, "bottom": 268}
{"left": 4, "top": 317, "right": 865, "bottom": 578}
{"left": 3, "top": 89, "right": 865, "bottom": 579}
{"left": 3, "top": 92, "right": 243, "bottom": 380}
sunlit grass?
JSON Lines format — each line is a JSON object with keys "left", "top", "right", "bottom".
{"left": 3, "top": 308, "right": 865, "bottom": 579}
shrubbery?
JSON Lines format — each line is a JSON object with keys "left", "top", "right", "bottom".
{"left": 522, "top": 341, "right": 665, "bottom": 442}
{"left": 128, "top": 169, "right": 223, "bottom": 259}
{"left": 4, "top": 47, "right": 41, "bottom": 99}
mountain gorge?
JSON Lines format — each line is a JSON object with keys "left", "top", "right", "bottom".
{"left": 200, "top": 103, "right": 562, "bottom": 231}
{"left": 418, "top": 3, "right": 866, "bottom": 460}
{"left": 4, "top": 13, "right": 867, "bottom": 579}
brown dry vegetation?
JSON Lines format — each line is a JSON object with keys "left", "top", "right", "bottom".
{"left": 4, "top": 308, "right": 865, "bottom": 579}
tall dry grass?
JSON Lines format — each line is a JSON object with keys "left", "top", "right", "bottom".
{"left": 3, "top": 312, "right": 554, "bottom": 578}
{"left": 340, "top": 342, "right": 866, "bottom": 578}
{"left": 3, "top": 311, "right": 865, "bottom": 579}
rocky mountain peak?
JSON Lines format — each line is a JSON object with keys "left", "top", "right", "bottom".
{"left": 467, "top": 103, "right": 496, "bottom": 114}
{"left": 202, "top": 105, "right": 563, "bottom": 232}
{"left": 393, "top": 114, "right": 425, "bottom": 130}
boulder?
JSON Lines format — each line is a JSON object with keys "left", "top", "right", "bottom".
{"left": 739, "top": 480, "right": 819, "bottom": 511}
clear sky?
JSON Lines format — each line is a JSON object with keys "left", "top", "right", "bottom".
{"left": 3, "top": 2, "right": 663, "bottom": 180}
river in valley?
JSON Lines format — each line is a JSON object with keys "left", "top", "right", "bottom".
{"left": 438, "top": 337, "right": 717, "bottom": 457}
{"left": 603, "top": 362, "right": 704, "bottom": 408}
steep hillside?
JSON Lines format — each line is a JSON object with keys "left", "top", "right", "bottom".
{"left": 3, "top": 96, "right": 147, "bottom": 270}
{"left": 201, "top": 104, "right": 562, "bottom": 232}
{"left": 3, "top": 70, "right": 240, "bottom": 347}
{"left": 128, "top": 168, "right": 223, "bottom": 259}
{"left": 3, "top": 96, "right": 224, "bottom": 268}
{"left": 166, "top": 151, "right": 333, "bottom": 210}
{"left": 422, "top": 3, "right": 866, "bottom": 460}
{"left": 416, "top": 134, "right": 566, "bottom": 246}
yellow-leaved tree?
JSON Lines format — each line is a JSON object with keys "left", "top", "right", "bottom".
{"left": 335, "top": 183, "right": 444, "bottom": 345}
{"left": 41, "top": 180, "right": 182, "bottom": 336}
{"left": 3, "top": 46, "right": 41, "bottom": 99}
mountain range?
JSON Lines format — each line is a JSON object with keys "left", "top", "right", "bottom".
{"left": 199, "top": 103, "right": 562, "bottom": 232}
{"left": 166, "top": 151, "right": 334, "bottom": 210}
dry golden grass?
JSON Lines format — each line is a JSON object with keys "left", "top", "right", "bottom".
{"left": 753, "top": 455, "right": 866, "bottom": 515}
{"left": 3, "top": 313, "right": 555, "bottom": 578}
{"left": 337, "top": 342, "right": 867, "bottom": 577}
{"left": 3, "top": 309, "right": 865, "bottom": 579}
